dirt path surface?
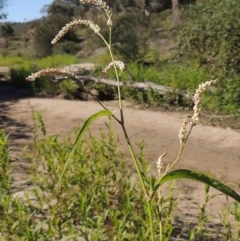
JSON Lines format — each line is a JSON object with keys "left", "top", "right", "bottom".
{"left": 1, "top": 86, "right": 240, "bottom": 234}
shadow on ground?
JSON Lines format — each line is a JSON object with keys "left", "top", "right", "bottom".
{"left": 0, "top": 84, "right": 35, "bottom": 141}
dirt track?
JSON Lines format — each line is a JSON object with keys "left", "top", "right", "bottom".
{"left": 1, "top": 86, "right": 240, "bottom": 221}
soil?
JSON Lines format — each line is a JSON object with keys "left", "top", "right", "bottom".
{"left": 1, "top": 85, "right": 240, "bottom": 239}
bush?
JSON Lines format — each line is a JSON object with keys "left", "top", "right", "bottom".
{"left": 176, "top": 0, "right": 240, "bottom": 113}
{"left": 10, "top": 66, "right": 59, "bottom": 95}
{"left": 177, "top": 0, "right": 240, "bottom": 75}
{"left": 111, "top": 11, "right": 151, "bottom": 62}
{"left": 34, "top": 14, "right": 78, "bottom": 57}
{"left": 10, "top": 66, "right": 36, "bottom": 89}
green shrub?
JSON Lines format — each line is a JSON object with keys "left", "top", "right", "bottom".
{"left": 177, "top": 0, "right": 240, "bottom": 75}
{"left": 58, "top": 79, "right": 78, "bottom": 97}
{"left": 111, "top": 12, "right": 151, "bottom": 62}
{"left": 10, "top": 66, "right": 59, "bottom": 95}
{"left": 10, "top": 66, "right": 36, "bottom": 89}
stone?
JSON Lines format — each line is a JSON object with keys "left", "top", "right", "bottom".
{"left": 62, "top": 63, "right": 97, "bottom": 75}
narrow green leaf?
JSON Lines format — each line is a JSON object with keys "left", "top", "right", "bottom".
{"left": 57, "top": 110, "right": 113, "bottom": 187}
{"left": 152, "top": 169, "right": 240, "bottom": 202}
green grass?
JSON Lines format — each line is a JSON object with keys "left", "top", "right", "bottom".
{"left": 0, "top": 116, "right": 239, "bottom": 240}
{"left": 0, "top": 54, "right": 78, "bottom": 69}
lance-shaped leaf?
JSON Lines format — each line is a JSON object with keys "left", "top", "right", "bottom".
{"left": 151, "top": 169, "right": 240, "bottom": 202}
{"left": 57, "top": 110, "right": 113, "bottom": 186}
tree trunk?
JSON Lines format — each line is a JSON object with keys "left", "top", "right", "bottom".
{"left": 172, "top": 0, "right": 180, "bottom": 28}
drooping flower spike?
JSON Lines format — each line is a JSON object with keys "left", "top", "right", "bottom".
{"left": 51, "top": 19, "right": 100, "bottom": 45}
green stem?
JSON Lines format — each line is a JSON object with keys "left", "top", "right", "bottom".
{"left": 148, "top": 200, "right": 156, "bottom": 241}
{"left": 98, "top": 31, "right": 155, "bottom": 241}
{"left": 165, "top": 124, "right": 194, "bottom": 174}
{"left": 122, "top": 125, "right": 148, "bottom": 198}
{"left": 121, "top": 123, "right": 155, "bottom": 240}
{"left": 150, "top": 124, "right": 196, "bottom": 202}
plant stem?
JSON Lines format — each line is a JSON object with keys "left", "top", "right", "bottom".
{"left": 121, "top": 121, "right": 155, "bottom": 240}
{"left": 99, "top": 32, "right": 156, "bottom": 241}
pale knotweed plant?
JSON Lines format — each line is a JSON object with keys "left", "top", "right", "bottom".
{"left": 27, "top": 1, "right": 240, "bottom": 240}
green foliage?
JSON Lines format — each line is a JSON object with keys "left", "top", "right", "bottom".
{"left": 10, "top": 66, "right": 36, "bottom": 89}
{"left": 0, "top": 23, "right": 14, "bottom": 37}
{"left": 174, "top": 0, "right": 240, "bottom": 113}
{"left": 58, "top": 79, "right": 78, "bottom": 97}
{"left": 0, "top": 117, "right": 239, "bottom": 240}
{"left": 111, "top": 12, "right": 151, "bottom": 62}
{"left": 10, "top": 66, "right": 59, "bottom": 95}
{"left": 178, "top": 0, "right": 240, "bottom": 75}
{"left": 0, "top": 0, "right": 7, "bottom": 19}
{"left": 125, "top": 61, "right": 209, "bottom": 91}
{"left": 198, "top": 74, "right": 240, "bottom": 114}
{"left": 0, "top": 55, "right": 31, "bottom": 67}
{"left": 34, "top": 14, "right": 77, "bottom": 57}
{"left": 7, "top": 54, "right": 78, "bottom": 93}
{"left": 35, "top": 54, "right": 78, "bottom": 68}
{"left": 154, "top": 170, "right": 240, "bottom": 202}
{"left": 0, "top": 130, "right": 11, "bottom": 192}
{"left": 0, "top": 54, "right": 77, "bottom": 68}
{"left": 2, "top": 125, "right": 153, "bottom": 240}
{"left": 52, "top": 41, "right": 78, "bottom": 55}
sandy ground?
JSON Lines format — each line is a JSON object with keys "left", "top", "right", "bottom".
{"left": 1, "top": 86, "right": 240, "bottom": 231}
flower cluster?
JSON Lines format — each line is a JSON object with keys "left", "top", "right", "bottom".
{"left": 178, "top": 79, "right": 217, "bottom": 144}
{"left": 79, "top": 0, "right": 112, "bottom": 26}
{"left": 27, "top": 68, "right": 75, "bottom": 82}
{"left": 51, "top": 19, "right": 100, "bottom": 45}
{"left": 103, "top": 61, "right": 125, "bottom": 74}
{"left": 156, "top": 152, "right": 166, "bottom": 176}
{"left": 178, "top": 117, "right": 190, "bottom": 144}
{"left": 191, "top": 79, "right": 217, "bottom": 125}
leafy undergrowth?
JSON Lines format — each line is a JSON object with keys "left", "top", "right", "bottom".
{"left": 0, "top": 118, "right": 239, "bottom": 240}
{"left": 0, "top": 54, "right": 78, "bottom": 69}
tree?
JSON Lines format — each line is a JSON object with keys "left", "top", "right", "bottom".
{"left": 0, "top": 0, "right": 7, "bottom": 19}
{"left": 112, "top": 11, "right": 151, "bottom": 62}
{"left": 46, "top": 0, "right": 86, "bottom": 17}
{"left": 34, "top": 0, "right": 83, "bottom": 57}
{"left": 0, "top": 23, "right": 13, "bottom": 48}
{"left": 34, "top": 14, "right": 79, "bottom": 57}
{"left": 1, "top": 24, "right": 14, "bottom": 36}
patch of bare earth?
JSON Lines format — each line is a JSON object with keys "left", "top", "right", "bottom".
{"left": 1, "top": 86, "right": 240, "bottom": 239}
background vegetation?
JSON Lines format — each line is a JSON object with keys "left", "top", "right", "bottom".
{"left": 0, "top": 0, "right": 239, "bottom": 114}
